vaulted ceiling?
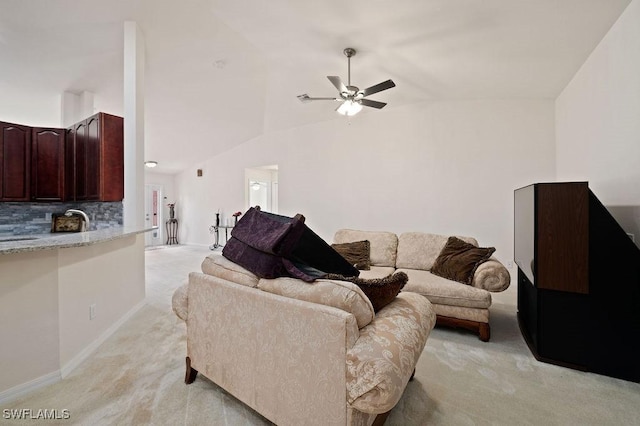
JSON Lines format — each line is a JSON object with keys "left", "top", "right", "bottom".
{"left": 0, "top": 0, "right": 632, "bottom": 173}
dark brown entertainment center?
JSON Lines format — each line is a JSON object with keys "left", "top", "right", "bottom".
{"left": 514, "top": 182, "right": 640, "bottom": 382}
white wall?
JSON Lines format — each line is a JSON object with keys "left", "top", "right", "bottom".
{"left": 0, "top": 86, "right": 61, "bottom": 127}
{"left": 556, "top": 0, "right": 640, "bottom": 205}
{"left": 0, "top": 250, "right": 60, "bottom": 393}
{"left": 0, "top": 87, "right": 121, "bottom": 129}
{"left": 58, "top": 235, "right": 145, "bottom": 368}
{"left": 0, "top": 234, "right": 145, "bottom": 401}
{"left": 175, "top": 99, "right": 556, "bottom": 263}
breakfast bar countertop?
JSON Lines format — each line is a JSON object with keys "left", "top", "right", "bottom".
{"left": 0, "top": 226, "right": 156, "bottom": 255}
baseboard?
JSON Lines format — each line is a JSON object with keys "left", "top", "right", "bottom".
{"left": 60, "top": 299, "right": 147, "bottom": 378}
{"left": 0, "top": 371, "right": 61, "bottom": 405}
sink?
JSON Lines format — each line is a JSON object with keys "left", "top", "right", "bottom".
{"left": 0, "top": 236, "right": 39, "bottom": 242}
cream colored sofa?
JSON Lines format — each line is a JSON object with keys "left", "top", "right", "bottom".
{"left": 333, "top": 230, "right": 510, "bottom": 341}
{"left": 172, "top": 255, "right": 436, "bottom": 426}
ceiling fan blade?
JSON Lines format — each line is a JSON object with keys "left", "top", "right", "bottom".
{"left": 361, "top": 79, "right": 396, "bottom": 97}
{"left": 297, "top": 94, "right": 340, "bottom": 103}
{"left": 327, "top": 76, "right": 347, "bottom": 93}
{"left": 360, "top": 98, "right": 387, "bottom": 109}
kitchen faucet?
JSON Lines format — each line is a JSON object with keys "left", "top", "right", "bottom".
{"left": 64, "top": 209, "right": 90, "bottom": 231}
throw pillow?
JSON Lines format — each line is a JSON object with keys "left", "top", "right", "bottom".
{"left": 331, "top": 240, "right": 371, "bottom": 270}
{"left": 326, "top": 271, "right": 407, "bottom": 312}
{"left": 431, "top": 236, "right": 495, "bottom": 285}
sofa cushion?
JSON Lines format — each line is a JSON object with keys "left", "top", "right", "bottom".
{"left": 334, "top": 229, "right": 398, "bottom": 267}
{"left": 331, "top": 240, "right": 371, "bottom": 270}
{"left": 258, "top": 277, "right": 375, "bottom": 329}
{"left": 326, "top": 272, "right": 408, "bottom": 312}
{"left": 431, "top": 236, "right": 495, "bottom": 285}
{"left": 397, "top": 268, "right": 492, "bottom": 309}
{"left": 357, "top": 266, "right": 396, "bottom": 280}
{"left": 201, "top": 254, "right": 259, "bottom": 288}
{"left": 396, "top": 232, "right": 478, "bottom": 271}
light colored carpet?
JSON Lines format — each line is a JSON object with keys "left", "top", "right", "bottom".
{"left": 3, "top": 245, "right": 639, "bottom": 425}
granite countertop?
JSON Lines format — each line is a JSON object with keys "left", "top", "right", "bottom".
{"left": 0, "top": 226, "right": 156, "bottom": 255}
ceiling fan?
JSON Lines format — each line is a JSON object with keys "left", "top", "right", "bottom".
{"left": 297, "top": 48, "right": 396, "bottom": 116}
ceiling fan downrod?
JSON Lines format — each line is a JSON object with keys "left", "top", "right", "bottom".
{"left": 344, "top": 48, "right": 356, "bottom": 90}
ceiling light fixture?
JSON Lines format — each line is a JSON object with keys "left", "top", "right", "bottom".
{"left": 144, "top": 161, "right": 158, "bottom": 168}
{"left": 336, "top": 100, "right": 363, "bottom": 116}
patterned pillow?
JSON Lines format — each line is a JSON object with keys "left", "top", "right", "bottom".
{"left": 326, "top": 272, "right": 408, "bottom": 312}
{"left": 331, "top": 240, "right": 371, "bottom": 270}
{"left": 431, "top": 236, "right": 495, "bottom": 285}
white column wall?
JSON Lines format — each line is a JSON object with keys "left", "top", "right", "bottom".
{"left": 123, "top": 21, "right": 146, "bottom": 228}
{"left": 61, "top": 91, "right": 97, "bottom": 128}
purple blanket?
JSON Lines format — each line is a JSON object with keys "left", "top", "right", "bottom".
{"left": 222, "top": 207, "right": 358, "bottom": 282}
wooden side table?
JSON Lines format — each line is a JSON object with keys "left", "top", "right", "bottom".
{"left": 166, "top": 219, "right": 179, "bottom": 245}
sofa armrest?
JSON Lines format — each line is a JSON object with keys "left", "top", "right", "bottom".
{"left": 471, "top": 258, "right": 511, "bottom": 292}
{"left": 172, "top": 282, "right": 189, "bottom": 321}
{"left": 346, "top": 292, "right": 436, "bottom": 414}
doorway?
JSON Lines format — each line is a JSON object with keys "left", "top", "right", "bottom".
{"left": 245, "top": 165, "right": 278, "bottom": 213}
{"left": 144, "top": 184, "right": 163, "bottom": 246}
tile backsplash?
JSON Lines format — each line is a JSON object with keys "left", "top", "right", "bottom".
{"left": 0, "top": 202, "right": 123, "bottom": 236}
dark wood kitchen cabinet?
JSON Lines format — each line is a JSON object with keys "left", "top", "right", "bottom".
{"left": 31, "top": 127, "right": 66, "bottom": 201}
{"left": 1, "top": 112, "right": 123, "bottom": 203}
{"left": 0, "top": 121, "right": 31, "bottom": 201}
{"left": 66, "top": 112, "right": 123, "bottom": 201}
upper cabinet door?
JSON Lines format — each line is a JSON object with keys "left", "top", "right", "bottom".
{"left": 99, "top": 113, "right": 124, "bottom": 202}
{"left": 31, "top": 127, "right": 66, "bottom": 201}
{"left": 85, "top": 114, "right": 101, "bottom": 200}
{"left": 65, "top": 126, "right": 76, "bottom": 201}
{"left": 0, "top": 121, "right": 31, "bottom": 201}
{"left": 74, "top": 120, "right": 88, "bottom": 200}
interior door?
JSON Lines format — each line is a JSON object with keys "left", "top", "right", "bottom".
{"left": 144, "top": 184, "right": 163, "bottom": 246}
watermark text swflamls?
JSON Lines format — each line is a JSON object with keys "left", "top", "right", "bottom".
{"left": 3, "top": 409, "right": 70, "bottom": 420}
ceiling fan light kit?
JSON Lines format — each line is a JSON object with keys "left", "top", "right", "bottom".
{"left": 336, "top": 100, "right": 363, "bottom": 116}
{"left": 298, "top": 47, "right": 396, "bottom": 116}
